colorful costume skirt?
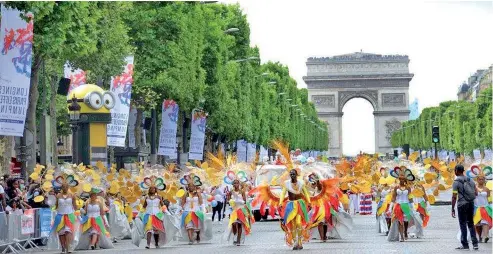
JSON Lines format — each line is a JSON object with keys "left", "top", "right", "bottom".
{"left": 416, "top": 201, "right": 430, "bottom": 228}
{"left": 376, "top": 197, "right": 391, "bottom": 233}
{"left": 179, "top": 210, "right": 212, "bottom": 242}
{"left": 181, "top": 210, "right": 205, "bottom": 230}
{"left": 143, "top": 213, "right": 166, "bottom": 234}
{"left": 75, "top": 216, "right": 114, "bottom": 250}
{"left": 131, "top": 212, "right": 180, "bottom": 247}
{"left": 52, "top": 214, "right": 77, "bottom": 235}
{"left": 387, "top": 203, "right": 424, "bottom": 241}
{"left": 280, "top": 199, "right": 311, "bottom": 246}
{"left": 474, "top": 206, "right": 492, "bottom": 228}
{"left": 222, "top": 206, "right": 254, "bottom": 244}
{"left": 309, "top": 201, "right": 353, "bottom": 240}
{"left": 47, "top": 213, "right": 80, "bottom": 251}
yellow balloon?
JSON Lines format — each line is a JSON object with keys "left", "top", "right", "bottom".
{"left": 34, "top": 195, "right": 45, "bottom": 203}
{"left": 176, "top": 189, "right": 185, "bottom": 198}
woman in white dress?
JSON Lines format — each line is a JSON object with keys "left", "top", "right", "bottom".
{"left": 76, "top": 189, "right": 114, "bottom": 250}
{"left": 387, "top": 167, "right": 423, "bottom": 242}
{"left": 48, "top": 175, "right": 80, "bottom": 254}
{"left": 472, "top": 173, "right": 491, "bottom": 243}
{"left": 224, "top": 178, "right": 253, "bottom": 246}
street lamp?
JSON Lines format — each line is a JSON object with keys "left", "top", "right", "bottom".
{"left": 224, "top": 28, "right": 240, "bottom": 34}
{"left": 68, "top": 95, "right": 81, "bottom": 164}
{"left": 232, "top": 56, "right": 259, "bottom": 63}
{"left": 278, "top": 92, "right": 287, "bottom": 96}
{"left": 286, "top": 98, "right": 292, "bottom": 102}
{"left": 268, "top": 81, "right": 277, "bottom": 85}
{"left": 68, "top": 95, "right": 81, "bottom": 121}
{"left": 290, "top": 104, "right": 298, "bottom": 107}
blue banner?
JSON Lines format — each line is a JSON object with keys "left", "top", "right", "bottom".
{"left": 39, "top": 208, "right": 52, "bottom": 237}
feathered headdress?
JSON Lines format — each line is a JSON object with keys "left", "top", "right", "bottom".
{"left": 140, "top": 176, "right": 167, "bottom": 191}
{"left": 389, "top": 166, "right": 415, "bottom": 181}
{"left": 179, "top": 173, "right": 202, "bottom": 187}
{"left": 466, "top": 165, "right": 493, "bottom": 180}
{"left": 223, "top": 170, "right": 248, "bottom": 185}
{"left": 53, "top": 174, "right": 79, "bottom": 188}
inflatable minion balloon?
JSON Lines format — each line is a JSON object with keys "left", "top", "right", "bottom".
{"left": 67, "top": 84, "right": 115, "bottom": 166}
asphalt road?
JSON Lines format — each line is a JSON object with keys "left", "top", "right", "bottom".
{"left": 33, "top": 205, "right": 492, "bottom": 254}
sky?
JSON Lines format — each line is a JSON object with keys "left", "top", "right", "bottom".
{"left": 225, "top": 0, "right": 493, "bottom": 155}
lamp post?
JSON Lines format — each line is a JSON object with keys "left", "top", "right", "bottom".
{"left": 224, "top": 28, "right": 240, "bottom": 34}
{"left": 68, "top": 95, "right": 81, "bottom": 164}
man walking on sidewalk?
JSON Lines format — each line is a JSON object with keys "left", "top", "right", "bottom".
{"left": 451, "top": 164, "right": 479, "bottom": 250}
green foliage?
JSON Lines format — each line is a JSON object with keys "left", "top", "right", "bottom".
{"left": 391, "top": 88, "right": 492, "bottom": 154}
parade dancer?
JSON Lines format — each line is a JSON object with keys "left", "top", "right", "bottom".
{"left": 376, "top": 176, "right": 392, "bottom": 235}
{"left": 387, "top": 166, "right": 423, "bottom": 242}
{"left": 107, "top": 192, "right": 131, "bottom": 241}
{"left": 223, "top": 171, "right": 254, "bottom": 246}
{"left": 180, "top": 174, "right": 211, "bottom": 244}
{"left": 308, "top": 173, "right": 353, "bottom": 241}
{"left": 48, "top": 175, "right": 80, "bottom": 254}
{"left": 76, "top": 188, "right": 114, "bottom": 250}
{"left": 467, "top": 165, "right": 492, "bottom": 243}
{"left": 132, "top": 176, "right": 178, "bottom": 249}
{"left": 279, "top": 169, "right": 312, "bottom": 250}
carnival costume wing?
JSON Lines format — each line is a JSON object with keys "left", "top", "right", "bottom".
{"left": 248, "top": 184, "right": 282, "bottom": 218}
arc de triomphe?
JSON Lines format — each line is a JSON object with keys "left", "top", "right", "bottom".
{"left": 304, "top": 52, "right": 413, "bottom": 157}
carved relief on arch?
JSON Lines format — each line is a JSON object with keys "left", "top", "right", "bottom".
{"left": 338, "top": 90, "right": 378, "bottom": 111}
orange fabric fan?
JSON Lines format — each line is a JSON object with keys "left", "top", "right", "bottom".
{"left": 309, "top": 178, "right": 340, "bottom": 205}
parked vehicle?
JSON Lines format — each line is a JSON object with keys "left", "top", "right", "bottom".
{"left": 250, "top": 164, "right": 286, "bottom": 222}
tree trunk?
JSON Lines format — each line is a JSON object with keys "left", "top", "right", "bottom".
{"left": 23, "top": 55, "right": 42, "bottom": 177}
{"left": 50, "top": 75, "right": 58, "bottom": 165}
{"left": 134, "top": 108, "right": 143, "bottom": 149}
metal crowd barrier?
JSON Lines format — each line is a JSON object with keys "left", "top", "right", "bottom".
{"left": 0, "top": 208, "right": 53, "bottom": 254}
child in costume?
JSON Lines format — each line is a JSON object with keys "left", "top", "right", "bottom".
{"left": 47, "top": 175, "right": 80, "bottom": 254}
{"left": 413, "top": 183, "right": 430, "bottom": 228}
{"left": 387, "top": 166, "right": 423, "bottom": 242}
{"left": 223, "top": 171, "right": 254, "bottom": 246}
{"left": 76, "top": 188, "right": 114, "bottom": 250}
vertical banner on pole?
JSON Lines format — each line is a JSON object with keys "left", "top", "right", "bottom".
{"left": 127, "top": 106, "right": 137, "bottom": 149}
{"left": 260, "top": 146, "right": 268, "bottom": 160}
{"left": 247, "top": 143, "right": 256, "bottom": 162}
{"left": 64, "top": 62, "right": 86, "bottom": 95}
{"left": 0, "top": 7, "right": 33, "bottom": 136}
{"left": 473, "top": 149, "right": 481, "bottom": 161}
{"left": 188, "top": 110, "right": 207, "bottom": 161}
{"left": 158, "top": 100, "right": 179, "bottom": 157}
{"left": 237, "top": 140, "right": 247, "bottom": 162}
{"left": 449, "top": 151, "right": 456, "bottom": 161}
{"left": 107, "top": 56, "right": 134, "bottom": 147}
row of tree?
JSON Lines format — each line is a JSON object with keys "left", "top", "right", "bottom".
{"left": 391, "top": 88, "right": 492, "bottom": 156}
{"left": 3, "top": 2, "right": 328, "bottom": 170}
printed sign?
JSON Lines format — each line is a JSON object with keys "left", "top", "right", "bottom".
{"left": 127, "top": 107, "right": 137, "bottom": 148}
{"left": 21, "top": 209, "right": 34, "bottom": 235}
{"left": 107, "top": 56, "right": 134, "bottom": 147}
{"left": 188, "top": 110, "right": 207, "bottom": 161}
{"left": 158, "top": 100, "right": 179, "bottom": 156}
{"left": 0, "top": 7, "right": 33, "bottom": 136}
{"left": 473, "top": 149, "right": 481, "bottom": 160}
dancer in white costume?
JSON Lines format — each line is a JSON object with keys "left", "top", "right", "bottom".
{"left": 76, "top": 189, "right": 114, "bottom": 250}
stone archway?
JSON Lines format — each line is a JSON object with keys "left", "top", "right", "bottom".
{"left": 304, "top": 52, "right": 413, "bottom": 157}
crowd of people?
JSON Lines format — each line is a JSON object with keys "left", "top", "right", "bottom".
{"left": 0, "top": 146, "right": 491, "bottom": 253}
